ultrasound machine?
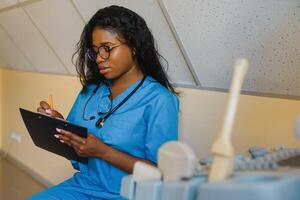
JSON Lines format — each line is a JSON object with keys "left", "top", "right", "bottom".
{"left": 120, "top": 59, "right": 300, "bottom": 200}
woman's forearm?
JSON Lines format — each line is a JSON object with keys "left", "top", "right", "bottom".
{"left": 97, "top": 145, "right": 155, "bottom": 173}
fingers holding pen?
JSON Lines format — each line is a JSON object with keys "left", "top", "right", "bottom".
{"left": 37, "top": 101, "right": 52, "bottom": 115}
{"left": 51, "top": 110, "right": 64, "bottom": 119}
{"left": 37, "top": 101, "right": 64, "bottom": 119}
{"left": 37, "top": 106, "right": 47, "bottom": 114}
{"left": 40, "top": 101, "right": 51, "bottom": 110}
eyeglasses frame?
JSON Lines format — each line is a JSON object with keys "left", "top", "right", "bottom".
{"left": 87, "top": 43, "right": 125, "bottom": 61}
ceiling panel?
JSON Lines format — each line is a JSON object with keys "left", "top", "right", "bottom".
{"left": 72, "top": 0, "right": 196, "bottom": 86}
{"left": 0, "top": 7, "right": 67, "bottom": 74}
{"left": 162, "top": 0, "right": 300, "bottom": 97}
{"left": 24, "top": 0, "right": 85, "bottom": 75}
{"left": 0, "top": 26, "right": 33, "bottom": 71}
{"left": 0, "top": 0, "right": 17, "bottom": 10}
{"left": 0, "top": 56, "right": 8, "bottom": 68}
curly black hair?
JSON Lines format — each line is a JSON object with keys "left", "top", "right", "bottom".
{"left": 72, "top": 5, "right": 177, "bottom": 94}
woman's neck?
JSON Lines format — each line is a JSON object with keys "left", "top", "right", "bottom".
{"left": 110, "top": 66, "right": 144, "bottom": 100}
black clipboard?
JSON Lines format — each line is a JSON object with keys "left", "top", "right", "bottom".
{"left": 19, "top": 108, "right": 88, "bottom": 164}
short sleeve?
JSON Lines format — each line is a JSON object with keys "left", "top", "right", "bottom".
{"left": 144, "top": 93, "right": 179, "bottom": 164}
{"left": 66, "top": 85, "right": 97, "bottom": 123}
{"left": 66, "top": 91, "right": 82, "bottom": 123}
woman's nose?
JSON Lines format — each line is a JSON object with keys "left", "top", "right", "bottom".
{"left": 95, "top": 54, "right": 106, "bottom": 64}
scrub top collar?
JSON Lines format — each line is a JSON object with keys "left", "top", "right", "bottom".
{"left": 103, "top": 76, "right": 151, "bottom": 106}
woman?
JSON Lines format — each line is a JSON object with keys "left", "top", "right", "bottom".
{"left": 30, "top": 5, "right": 179, "bottom": 200}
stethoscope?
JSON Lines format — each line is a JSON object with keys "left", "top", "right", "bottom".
{"left": 82, "top": 76, "right": 146, "bottom": 128}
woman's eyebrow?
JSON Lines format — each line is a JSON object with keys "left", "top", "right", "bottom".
{"left": 93, "top": 42, "right": 115, "bottom": 47}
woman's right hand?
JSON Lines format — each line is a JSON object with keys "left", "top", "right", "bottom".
{"left": 37, "top": 101, "right": 64, "bottom": 119}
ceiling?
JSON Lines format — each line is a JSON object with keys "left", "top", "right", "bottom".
{"left": 0, "top": 0, "right": 299, "bottom": 99}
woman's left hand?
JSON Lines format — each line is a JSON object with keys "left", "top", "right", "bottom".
{"left": 55, "top": 128, "right": 110, "bottom": 158}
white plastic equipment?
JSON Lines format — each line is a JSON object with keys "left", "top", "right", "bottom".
{"left": 209, "top": 59, "right": 248, "bottom": 183}
{"left": 133, "top": 161, "right": 162, "bottom": 182}
{"left": 158, "top": 141, "right": 198, "bottom": 181}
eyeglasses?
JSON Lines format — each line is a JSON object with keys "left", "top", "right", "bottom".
{"left": 87, "top": 43, "right": 125, "bottom": 61}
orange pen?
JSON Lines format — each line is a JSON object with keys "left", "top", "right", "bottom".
{"left": 49, "top": 94, "right": 54, "bottom": 110}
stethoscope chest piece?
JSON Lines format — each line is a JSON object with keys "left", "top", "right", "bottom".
{"left": 96, "top": 118, "right": 105, "bottom": 128}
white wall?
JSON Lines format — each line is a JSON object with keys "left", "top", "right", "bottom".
{"left": 179, "top": 87, "right": 300, "bottom": 159}
{"left": 1, "top": 69, "right": 300, "bottom": 185}
{"left": 0, "top": 68, "right": 2, "bottom": 149}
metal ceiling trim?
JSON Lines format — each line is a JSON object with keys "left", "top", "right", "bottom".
{"left": 70, "top": 0, "right": 86, "bottom": 23}
{"left": 175, "top": 84, "right": 300, "bottom": 101}
{"left": 157, "top": 0, "right": 201, "bottom": 86}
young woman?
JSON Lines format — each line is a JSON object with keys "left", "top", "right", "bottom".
{"left": 30, "top": 5, "right": 179, "bottom": 200}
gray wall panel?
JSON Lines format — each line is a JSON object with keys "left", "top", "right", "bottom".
{"left": 0, "top": 0, "right": 17, "bottom": 10}
{"left": 0, "top": 26, "right": 34, "bottom": 71}
{"left": 0, "top": 7, "right": 67, "bottom": 74}
{"left": 24, "top": 0, "right": 85, "bottom": 75}
{"left": 0, "top": 56, "right": 8, "bottom": 68}
{"left": 162, "top": 0, "right": 300, "bottom": 97}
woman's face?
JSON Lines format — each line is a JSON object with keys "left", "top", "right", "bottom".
{"left": 91, "top": 28, "right": 139, "bottom": 80}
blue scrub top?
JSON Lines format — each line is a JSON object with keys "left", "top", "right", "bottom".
{"left": 66, "top": 76, "right": 179, "bottom": 199}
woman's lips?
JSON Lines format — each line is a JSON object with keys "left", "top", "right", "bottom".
{"left": 99, "top": 67, "right": 111, "bottom": 74}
